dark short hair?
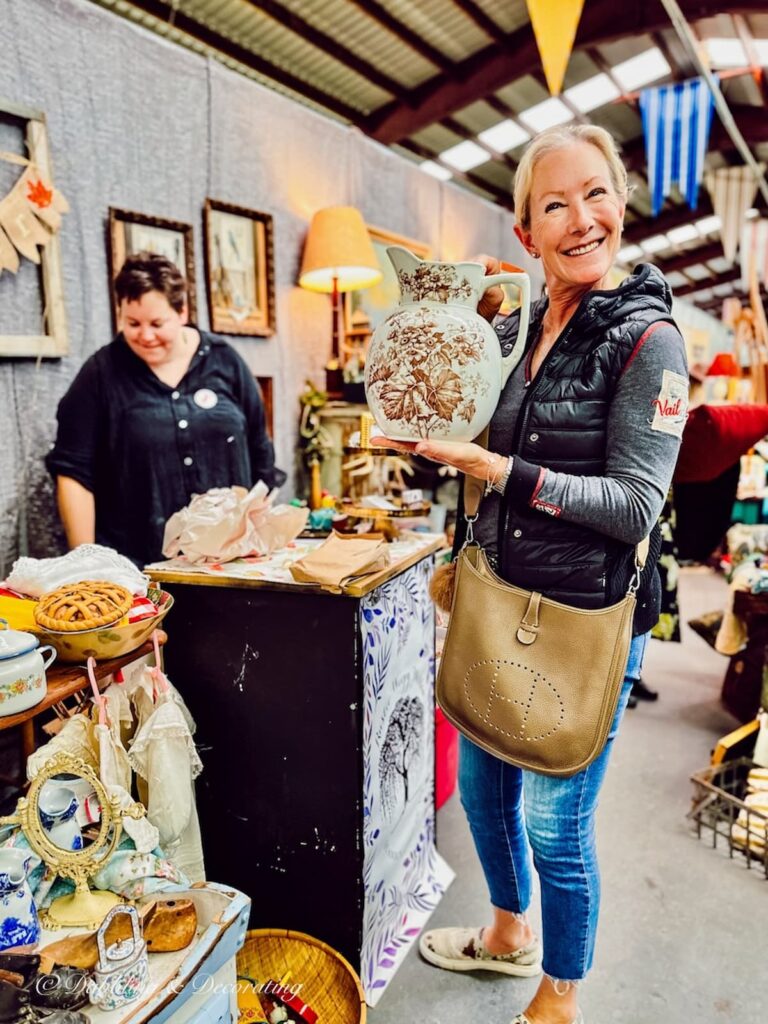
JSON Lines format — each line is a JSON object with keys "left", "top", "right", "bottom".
{"left": 114, "top": 252, "right": 187, "bottom": 313}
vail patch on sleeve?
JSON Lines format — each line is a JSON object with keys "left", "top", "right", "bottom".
{"left": 650, "top": 369, "right": 688, "bottom": 438}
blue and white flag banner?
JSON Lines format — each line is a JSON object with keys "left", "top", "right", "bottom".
{"left": 705, "top": 164, "right": 763, "bottom": 263}
{"left": 639, "top": 76, "right": 716, "bottom": 217}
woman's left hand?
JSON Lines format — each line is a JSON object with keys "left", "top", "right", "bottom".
{"left": 371, "top": 436, "right": 505, "bottom": 482}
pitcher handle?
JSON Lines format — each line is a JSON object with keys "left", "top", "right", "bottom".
{"left": 38, "top": 645, "right": 56, "bottom": 670}
{"left": 481, "top": 271, "right": 531, "bottom": 386}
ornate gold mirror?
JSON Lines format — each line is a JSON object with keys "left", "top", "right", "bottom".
{"left": 1, "top": 751, "right": 146, "bottom": 929}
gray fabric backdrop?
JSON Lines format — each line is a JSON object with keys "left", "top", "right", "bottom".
{"left": 0, "top": 0, "right": 540, "bottom": 575}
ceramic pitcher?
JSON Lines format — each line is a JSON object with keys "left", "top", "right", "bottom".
{"left": 365, "top": 247, "right": 531, "bottom": 441}
{"left": 0, "top": 848, "right": 40, "bottom": 951}
{"left": 38, "top": 783, "right": 84, "bottom": 851}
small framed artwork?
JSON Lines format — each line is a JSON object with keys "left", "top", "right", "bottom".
{"left": 204, "top": 199, "right": 276, "bottom": 337}
{"left": 108, "top": 207, "right": 197, "bottom": 330}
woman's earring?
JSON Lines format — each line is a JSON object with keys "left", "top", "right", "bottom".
{"left": 531, "top": 251, "right": 540, "bottom": 259}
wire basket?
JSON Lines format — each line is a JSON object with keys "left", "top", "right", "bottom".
{"left": 689, "top": 757, "right": 768, "bottom": 877}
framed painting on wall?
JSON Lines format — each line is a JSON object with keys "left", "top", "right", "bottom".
{"left": 204, "top": 199, "right": 275, "bottom": 337}
{"left": 108, "top": 207, "right": 197, "bottom": 330}
{"left": 345, "top": 225, "right": 432, "bottom": 335}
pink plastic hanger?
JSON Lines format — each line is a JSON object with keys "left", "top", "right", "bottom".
{"left": 149, "top": 629, "right": 169, "bottom": 697}
{"left": 87, "top": 656, "right": 108, "bottom": 727}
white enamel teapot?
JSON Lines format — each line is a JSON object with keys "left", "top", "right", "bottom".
{"left": 0, "top": 618, "right": 55, "bottom": 717}
{"left": 365, "top": 247, "right": 531, "bottom": 442}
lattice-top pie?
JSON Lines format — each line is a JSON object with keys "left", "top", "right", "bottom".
{"left": 34, "top": 580, "right": 134, "bottom": 632}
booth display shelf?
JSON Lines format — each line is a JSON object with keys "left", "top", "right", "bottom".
{"left": 148, "top": 535, "right": 454, "bottom": 1006}
{"left": 0, "top": 634, "right": 167, "bottom": 765}
{"left": 36, "top": 883, "right": 250, "bottom": 1023}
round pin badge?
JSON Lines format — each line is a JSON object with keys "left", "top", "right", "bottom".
{"left": 193, "top": 388, "right": 218, "bottom": 410}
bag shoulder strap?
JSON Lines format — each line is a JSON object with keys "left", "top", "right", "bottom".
{"left": 461, "top": 432, "right": 649, "bottom": 577}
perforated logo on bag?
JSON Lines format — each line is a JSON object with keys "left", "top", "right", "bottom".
{"left": 463, "top": 659, "right": 565, "bottom": 741}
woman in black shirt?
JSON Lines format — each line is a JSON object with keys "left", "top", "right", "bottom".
{"left": 47, "top": 252, "right": 284, "bottom": 566}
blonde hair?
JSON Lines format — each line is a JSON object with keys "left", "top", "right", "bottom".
{"left": 513, "top": 124, "right": 628, "bottom": 229}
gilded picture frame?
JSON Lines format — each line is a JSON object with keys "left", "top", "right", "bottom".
{"left": 108, "top": 207, "right": 197, "bottom": 331}
{"left": 204, "top": 199, "right": 275, "bottom": 337}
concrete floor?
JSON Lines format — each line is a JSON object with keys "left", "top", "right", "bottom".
{"left": 370, "top": 567, "right": 766, "bottom": 1024}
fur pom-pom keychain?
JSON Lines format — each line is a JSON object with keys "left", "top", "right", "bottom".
{"left": 429, "top": 559, "right": 457, "bottom": 613}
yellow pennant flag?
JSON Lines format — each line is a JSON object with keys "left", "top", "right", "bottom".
{"left": 526, "top": 0, "right": 585, "bottom": 96}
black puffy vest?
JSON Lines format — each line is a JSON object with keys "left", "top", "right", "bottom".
{"left": 456, "top": 263, "right": 673, "bottom": 636}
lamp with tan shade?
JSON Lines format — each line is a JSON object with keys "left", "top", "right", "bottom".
{"left": 299, "top": 206, "right": 382, "bottom": 396}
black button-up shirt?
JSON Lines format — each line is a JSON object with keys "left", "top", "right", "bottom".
{"left": 46, "top": 330, "right": 285, "bottom": 566}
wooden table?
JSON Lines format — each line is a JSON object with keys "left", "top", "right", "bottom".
{"left": 0, "top": 633, "right": 166, "bottom": 764}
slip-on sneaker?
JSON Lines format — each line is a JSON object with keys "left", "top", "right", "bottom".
{"left": 419, "top": 926, "right": 542, "bottom": 977}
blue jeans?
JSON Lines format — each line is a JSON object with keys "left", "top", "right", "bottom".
{"left": 458, "top": 631, "right": 649, "bottom": 981}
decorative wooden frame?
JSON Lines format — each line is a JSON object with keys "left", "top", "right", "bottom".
{"left": 203, "top": 199, "right": 276, "bottom": 337}
{"left": 107, "top": 207, "right": 197, "bottom": 331}
{"left": 0, "top": 99, "right": 68, "bottom": 357}
{"left": 344, "top": 223, "right": 432, "bottom": 334}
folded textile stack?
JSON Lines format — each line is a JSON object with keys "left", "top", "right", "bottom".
{"left": 5, "top": 544, "right": 149, "bottom": 598}
{"left": 731, "top": 768, "right": 768, "bottom": 856}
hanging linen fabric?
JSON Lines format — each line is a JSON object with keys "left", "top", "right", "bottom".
{"left": 127, "top": 634, "right": 205, "bottom": 882}
{"left": 741, "top": 218, "right": 768, "bottom": 292}
{"left": 0, "top": 150, "right": 69, "bottom": 276}
{"left": 639, "top": 76, "right": 716, "bottom": 216}
{"left": 705, "top": 164, "right": 764, "bottom": 262}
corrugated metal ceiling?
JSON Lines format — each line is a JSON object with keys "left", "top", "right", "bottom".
{"left": 89, "top": 0, "right": 768, "bottom": 314}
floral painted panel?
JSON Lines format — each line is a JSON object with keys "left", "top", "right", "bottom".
{"left": 360, "top": 559, "right": 454, "bottom": 1006}
{"left": 366, "top": 309, "right": 490, "bottom": 437}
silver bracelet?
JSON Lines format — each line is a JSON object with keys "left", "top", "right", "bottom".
{"left": 491, "top": 455, "right": 514, "bottom": 495}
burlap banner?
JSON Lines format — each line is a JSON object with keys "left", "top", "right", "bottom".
{"left": 0, "top": 152, "right": 69, "bottom": 276}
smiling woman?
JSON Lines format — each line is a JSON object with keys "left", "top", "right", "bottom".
{"left": 46, "top": 252, "right": 285, "bottom": 567}
{"left": 388, "top": 124, "right": 690, "bottom": 1024}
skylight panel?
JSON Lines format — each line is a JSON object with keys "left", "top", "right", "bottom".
{"left": 704, "top": 38, "right": 748, "bottom": 68}
{"left": 564, "top": 74, "right": 620, "bottom": 113}
{"left": 419, "top": 160, "right": 452, "bottom": 181}
{"left": 684, "top": 264, "right": 711, "bottom": 280}
{"left": 754, "top": 39, "right": 768, "bottom": 66}
{"left": 518, "top": 97, "right": 573, "bottom": 133}
{"left": 640, "top": 234, "right": 670, "bottom": 254}
{"left": 617, "top": 244, "right": 644, "bottom": 264}
{"left": 439, "top": 140, "right": 488, "bottom": 172}
{"left": 665, "top": 271, "right": 689, "bottom": 288}
{"left": 477, "top": 119, "right": 529, "bottom": 153}
{"left": 694, "top": 215, "right": 722, "bottom": 235}
{"left": 666, "top": 224, "right": 700, "bottom": 245}
{"left": 612, "top": 48, "right": 671, "bottom": 91}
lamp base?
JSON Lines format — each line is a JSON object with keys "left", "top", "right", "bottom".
{"left": 325, "top": 364, "right": 343, "bottom": 399}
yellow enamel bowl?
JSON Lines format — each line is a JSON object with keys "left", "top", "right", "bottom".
{"left": 37, "top": 588, "right": 174, "bottom": 664}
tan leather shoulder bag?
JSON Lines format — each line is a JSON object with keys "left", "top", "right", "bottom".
{"left": 436, "top": 465, "right": 647, "bottom": 778}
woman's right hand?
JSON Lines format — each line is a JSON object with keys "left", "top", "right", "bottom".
{"left": 472, "top": 253, "right": 505, "bottom": 322}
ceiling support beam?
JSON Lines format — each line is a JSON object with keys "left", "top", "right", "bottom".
{"left": 363, "top": 0, "right": 768, "bottom": 143}
{"left": 655, "top": 241, "right": 726, "bottom": 275}
{"left": 674, "top": 266, "right": 741, "bottom": 297}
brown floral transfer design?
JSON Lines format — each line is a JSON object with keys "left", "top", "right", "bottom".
{"left": 367, "top": 310, "right": 490, "bottom": 437}
{"left": 398, "top": 263, "right": 473, "bottom": 304}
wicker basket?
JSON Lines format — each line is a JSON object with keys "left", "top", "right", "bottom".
{"left": 236, "top": 928, "right": 367, "bottom": 1023}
